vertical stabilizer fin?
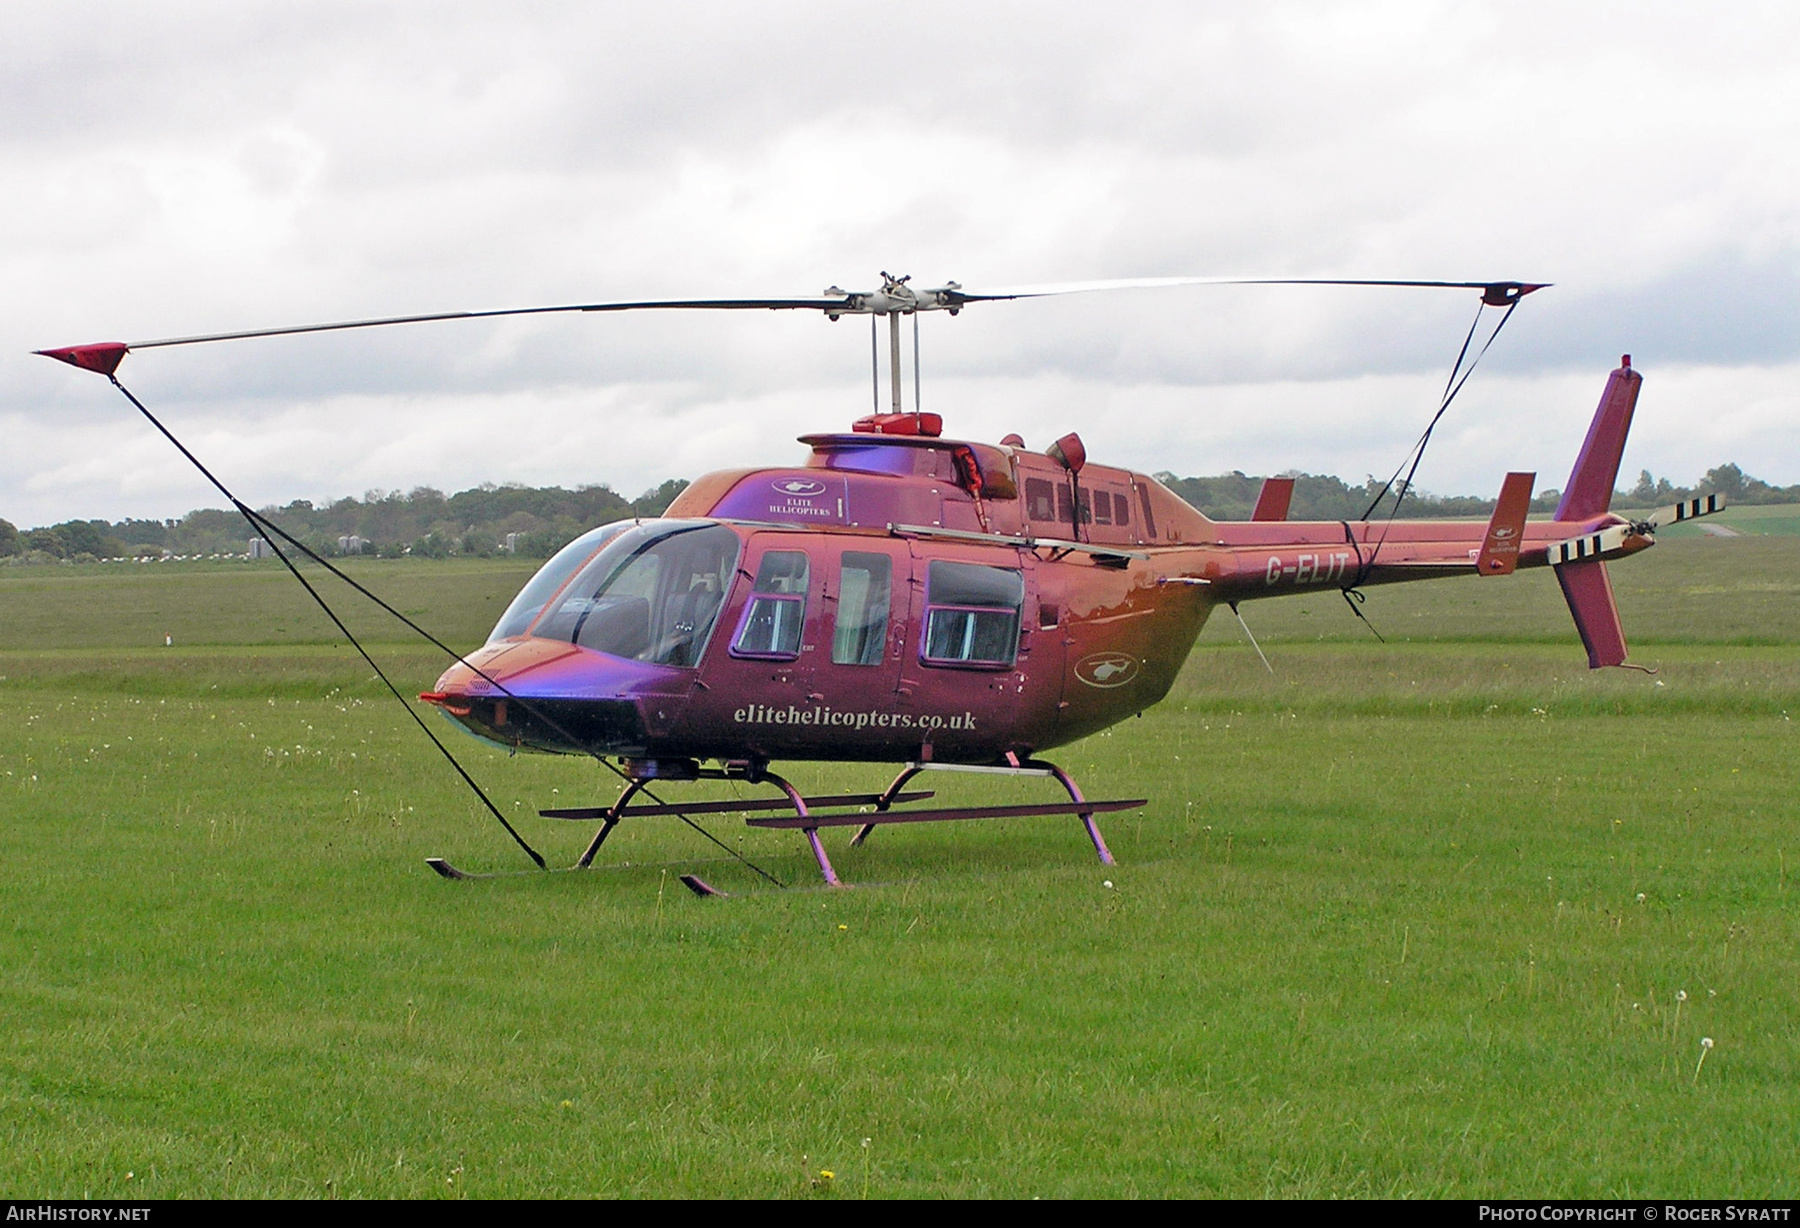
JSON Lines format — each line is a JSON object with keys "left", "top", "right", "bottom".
{"left": 1251, "top": 476, "right": 1295, "bottom": 521}
{"left": 1556, "top": 558, "right": 1628, "bottom": 668}
{"left": 1477, "top": 471, "right": 1535, "bottom": 575}
{"left": 1555, "top": 355, "right": 1641, "bottom": 521}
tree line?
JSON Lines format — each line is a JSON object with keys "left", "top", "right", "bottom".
{"left": 1, "top": 463, "right": 1791, "bottom": 563}
{"left": 0, "top": 479, "right": 689, "bottom": 562}
{"left": 1153, "top": 462, "right": 1791, "bottom": 524}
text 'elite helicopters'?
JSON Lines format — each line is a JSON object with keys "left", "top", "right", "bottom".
{"left": 38, "top": 273, "right": 1726, "bottom": 889}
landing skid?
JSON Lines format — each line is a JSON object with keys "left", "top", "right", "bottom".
{"left": 430, "top": 757, "right": 1141, "bottom": 888}
{"left": 534, "top": 756, "right": 1139, "bottom": 887}
{"left": 425, "top": 856, "right": 727, "bottom": 897}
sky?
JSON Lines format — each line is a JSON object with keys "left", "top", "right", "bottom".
{"left": 5, "top": 1, "right": 1798, "bottom": 528}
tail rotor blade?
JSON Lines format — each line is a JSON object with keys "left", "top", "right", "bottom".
{"left": 1640, "top": 493, "right": 1726, "bottom": 532}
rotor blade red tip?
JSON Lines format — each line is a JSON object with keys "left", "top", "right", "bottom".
{"left": 35, "top": 343, "right": 129, "bottom": 376}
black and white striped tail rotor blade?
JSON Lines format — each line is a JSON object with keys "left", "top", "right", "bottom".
{"left": 1547, "top": 525, "right": 1636, "bottom": 566}
{"left": 1638, "top": 493, "right": 1727, "bottom": 533}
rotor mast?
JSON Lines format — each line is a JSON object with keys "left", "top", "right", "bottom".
{"left": 827, "top": 271, "right": 950, "bottom": 422}
{"left": 890, "top": 309, "right": 904, "bottom": 415}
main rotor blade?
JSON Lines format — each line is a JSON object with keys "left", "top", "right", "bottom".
{"left": 33, "top": 293, "right": 855, "bottom": 373}
{"left": 121, "top": 295, "right": 854, "bottom": 350}
{"left": 949, "top": 276, "right": 1549, "bottom": 305}
{"left": 34, "top": 273, "right": 1548, "bottom": 375}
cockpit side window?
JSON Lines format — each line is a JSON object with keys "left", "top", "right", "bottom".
{"left": 730, "top": 550, "right": 811, "bottom": 660}
{"left": 486, "top": 521, "right": 633, "bottom": 643}
{"left": 532, "top": 521, "right": 740, "bottom": 666}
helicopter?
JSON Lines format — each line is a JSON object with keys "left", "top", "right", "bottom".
{"left": 36, "top": 274, "right": 1726, "bottom": 889}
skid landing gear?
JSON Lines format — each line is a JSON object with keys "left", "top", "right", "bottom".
{"left": 535, "top": 756, "right": 1142, "bottom": 888}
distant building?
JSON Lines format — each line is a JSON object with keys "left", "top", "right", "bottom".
{"left": 337, "top": 534, "right": 368, "bottom": 554}
{"left": 247, "top": 537, "right": 273, "bottom": 559}
{"left": 504, "top": 532, "right": 520, "bottom": 555}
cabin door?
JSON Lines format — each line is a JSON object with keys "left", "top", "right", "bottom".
{"left": 697, "top": 532, "right": 821, "bottom": 758}
{"left": 702, "top": 533, "right": 915, "bottom": 760}
{"left": 800, "top": 539, "right": 914, "bottom": 757}
{"left": 897, "top": 541, "right": 1032, "bottom": 760}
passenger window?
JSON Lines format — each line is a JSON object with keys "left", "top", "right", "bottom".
{"left": 832, "top": 552, "right": 892, "bottom": 666}
{"left": 1093, "top": 489, "right": 1112, "bottom": 525}
{"left": 1025, "top": 478, "right": 1056, "bottom": 523}
{"left": 731, "top": 550, "right": 810, "bottom": 659}
{"left": 922, "top": 561, "right": 1024, "bottom": 667}
{"left": 1113, "top": 492, "right": 1131, "bottom": 527}
{"left": 1135, "top": 482, "right": 1158, "bottom": 538}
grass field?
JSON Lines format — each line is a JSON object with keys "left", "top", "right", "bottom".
{"left": 1, "top": 536, "right": 1797, "bottom": 1198}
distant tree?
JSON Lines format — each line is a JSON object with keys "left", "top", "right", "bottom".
{"left": 0, "top": 518, "right": 16, "bottom": 557}
{"left": 1703, "top": 463, "right": 1748, "bottom": 500}
{"left": 411, "top": 532, "right": 453, "bottom": 558}
{"left": 54, "top": 520, "right": 111, "bottom": 557}
{"left": 113, "top": 518, "right": 170, "bottom": 546}
{"left": 24, "top": 528, "right": 63, "bottom": 557}
{"left": 632, "top": 478, "right": 690, "bottom": 518}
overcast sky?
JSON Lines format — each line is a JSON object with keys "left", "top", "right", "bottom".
{"left": 5, "top": 1, "right": 1797, "bottom": 527}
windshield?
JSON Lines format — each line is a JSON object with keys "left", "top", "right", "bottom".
{"left": 531, "top": 520, "right": 741, "bottom": 667}
{"left": 486, "top": 521, "right": 636, "bottom": 643}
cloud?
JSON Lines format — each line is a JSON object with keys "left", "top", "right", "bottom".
{"left": 5, "top": 2, "right": 1798, "bottom": 524}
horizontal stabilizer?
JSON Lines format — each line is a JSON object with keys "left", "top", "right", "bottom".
{"left": 1556, "top": 558, "right": 1629, "bottom": 668}
{"left": 1251, "top": 477, "right": 1295, "bottom": 521}
{"left": 1477, "top": 471, "right": 1535, "bottom": 575}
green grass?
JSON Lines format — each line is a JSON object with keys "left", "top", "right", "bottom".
{"left": 0, "top": 557, "right": 536, "bottom": 651}
{"left": 1, "top": 545, "right": 1797, "bottom": 1197}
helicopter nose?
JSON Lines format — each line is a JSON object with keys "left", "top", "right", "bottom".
{"left": 420, "top": 637, "right": 686, "bottom": 755}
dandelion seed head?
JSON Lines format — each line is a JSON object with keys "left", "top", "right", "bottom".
{"left": 1103, "top": 880, "right": 1114, "bottom": 890}
{"left": 1701, "top": 1037, "right": 1714, "bottom": 1049}
{"left": 1676, "top": 990, "right": 1688, "bottom": 1002}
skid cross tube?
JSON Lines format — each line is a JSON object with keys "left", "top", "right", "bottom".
{"left": 750, "top": 799, "right": 1146, "bottom": 829}
{"left": 850, "top": 757, "right": 1123, "bottom": 866}
{"left": 567, "top": 767, "right": 881, "bottom": 886}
